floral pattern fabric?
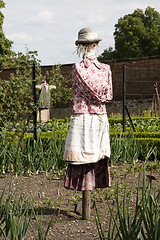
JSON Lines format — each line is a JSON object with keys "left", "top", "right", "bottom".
{"left": 72, "top": 58, "right": 113, "bottom": 114}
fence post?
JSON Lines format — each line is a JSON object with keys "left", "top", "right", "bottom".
{"left": 154, "top": 83, "right": 160, "bottom": 115}
{"left": 32, "top": 63, "right": 37, "bottom": 141}
{"left": 122, "top": 65, "right": 126, "bottom": 132}
{"left": 82, "top": 191, "right": 91, "bottom": 220}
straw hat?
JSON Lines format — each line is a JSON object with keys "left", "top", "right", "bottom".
{"left": 75, "top": 27, "right": 102, "bottom": 46}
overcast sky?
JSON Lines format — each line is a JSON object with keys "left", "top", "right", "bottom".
{"left": 2, "top": 0, "right": 160, "bottom": 65}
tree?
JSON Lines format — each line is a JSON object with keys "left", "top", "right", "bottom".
{"left": 0, "top": 0, "right": 14, "bottom": 65}
{"left": 98, "top": 6, "right": 160, "bottom": 61}
{"left": 45, "top": 65, "right": 72, "bottom": 108}
{"left": 0, "top": 1, "right": 72, "bottom": 128}
{"left": 98, "top": 46, "right": 116, "bottom": 62}
{"left": 0, "top": 50, "right": 41, "bottom": 127}
{"left": 0, "top": 50, "right": 72, "bottom": 128}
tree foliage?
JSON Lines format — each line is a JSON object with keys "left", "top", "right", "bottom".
{"left": 0, "top": 52, "right": 72, "bottom": 128}
{"left": 0, "top": 1, "right": 72, "bottom": 128}
{"left": 43, "top": 65, "right": 72, "bottom": 108}
{"left": 0, "top": 51, "right": 41, "bottom": 127}
{"left": 98, "top": 6, "right": 160, "bottom": 61}
{"left": 0, "top": 0, "right": 14, "bottom": 65}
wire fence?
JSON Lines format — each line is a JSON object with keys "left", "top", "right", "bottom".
{"left": 122, "top": 65, "right": 160, "bottom": 131}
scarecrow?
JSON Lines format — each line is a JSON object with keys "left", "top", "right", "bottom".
{"left": 63, "top": 27, "right": 113, "bottom": 219}
{"left": 37, "top": 80, "right": 56, "bottom": 123}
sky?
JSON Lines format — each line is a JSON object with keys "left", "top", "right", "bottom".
{"left": 2, "top": 0, "right": 160, "bottom": 66}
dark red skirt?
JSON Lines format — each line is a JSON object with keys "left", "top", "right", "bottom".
{"left": 64, "top": 158, "right": 111, "bottom": 191}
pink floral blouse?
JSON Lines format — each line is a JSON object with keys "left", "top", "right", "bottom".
{"left": 72, "top": 58, "right": 113, "bottom": 114}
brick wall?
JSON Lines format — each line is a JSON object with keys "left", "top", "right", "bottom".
{"left": 1, "top": 56, "right": 160, "bottom": 117}
{"left": 107, "top": 57, "right": 160, "bottom": 101}
{"left": 43, "top": 57, "right": 160, "bottom": 101}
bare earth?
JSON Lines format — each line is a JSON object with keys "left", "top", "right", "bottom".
{"left": 0, "top": 163, "right": 159, "bottom": 240}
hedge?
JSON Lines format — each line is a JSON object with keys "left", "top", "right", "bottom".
{"left": 110, "top": 131, "right": 160, "bottom": 138}
{"left": 108, "top": 116, "right": 160, "bottom": 124}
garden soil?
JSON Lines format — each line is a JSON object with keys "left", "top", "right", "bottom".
{"left": 0, "top": 163, "right": 159, "bottom": 240}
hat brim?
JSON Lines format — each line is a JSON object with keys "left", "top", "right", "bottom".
{"left": 75, "top": 38, "right": 102, "bottom": 46}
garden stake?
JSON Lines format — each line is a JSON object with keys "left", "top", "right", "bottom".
{"left": 32, "top": 63, "right": 37, "bottom": 141}
{"left": 82, "top": 190, "right": 91, "bottom": 220}
{"left": 122, "top": 65, "right": 127, "bottom": 132}
{"left": 154, "top": 82, "right": 160, "bottom": 115}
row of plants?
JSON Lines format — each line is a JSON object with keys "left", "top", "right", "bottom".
{"left": 110, "top": 116, "right": 160, "bottom": 165}
{"left": 109, "top": 116, "right": 160, "bottom": 132}
{"left": 0, "top": 116, "right": 159, "bottom": 239}
{"left": 0, "top": 116, "right": 159, "bottom": 175}
{"left": 0, "top": 132, "right": 66, "bottom": 176}
{"left": 0, "top": 183, "right": 53, "bottom": 239}
{"left": 96, "top": 170, "right": 160, "bottom": 240}
{"left": 4, "top": 116, "right": 160, "bottom": 133}
{"left": 0, "top": 135, "right": 158, "bottom": 175}
{"left": 110, "top": 135, "right": 159, "bottom": 166}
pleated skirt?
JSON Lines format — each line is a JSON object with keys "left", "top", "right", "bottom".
{"left": 64, "top": 157, "right": 111, "bottom": 191}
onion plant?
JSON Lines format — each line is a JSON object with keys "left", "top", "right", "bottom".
{"left": 110, "top": 133, "right": 157, "bottom": 166}
{"left": 0, "top": 130, "right": 66, "bottom": 175}
{"left": 31, "top": 212, "right": 54, "bottom": 240}
{"left": 0, "top": 184, "right": 31, "bottom": 239}
{"left": 0, "top": 117, "right": 159, "bottom": 175}
{"left": 0, "top": 183, "right": 54, "bottom": 239}
{"left": 95, "top": 169, "right": 160, "bottom": 240}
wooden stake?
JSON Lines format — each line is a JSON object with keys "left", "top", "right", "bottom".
{"left": 154, "top": 83, "right": 160, "bottom": 115}
{"left": 82, "top": 190, "right": 91, "bottom": 220}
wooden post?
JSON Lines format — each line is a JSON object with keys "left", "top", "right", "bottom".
{"left": 82, "top": 190, "right": 91, "bottom": 220}
{"left": 154, "top": 83, "right": 160, "bottom": 115}
{"left": 32, "top": 63, "right": 37, "bottom": 141}
{"left": 122, "top": 65, "right": 127, "bottom": 132}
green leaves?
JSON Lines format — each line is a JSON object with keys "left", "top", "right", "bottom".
{"left": 0, "top": 56, "right": 72, "bottom": 128}
{"left": 99, "top": 6, "right": 160, "bottom": 61}
{"left": 0, "top": 1, "right": 13, "bottom": 64}
{"left": 46, "top": 65, "right": 72, "bottom": 108}
{"left": 96, "top": 171, "right": 160, "bottom": 240}
{"left": 0, "top": 127, "right": 66, "bottom": 175}
{"left": 139, "top": 193, "right": 160, "bottom": 240}
{"left": 0, "top": 184, "right": 53, "bottom": 240}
